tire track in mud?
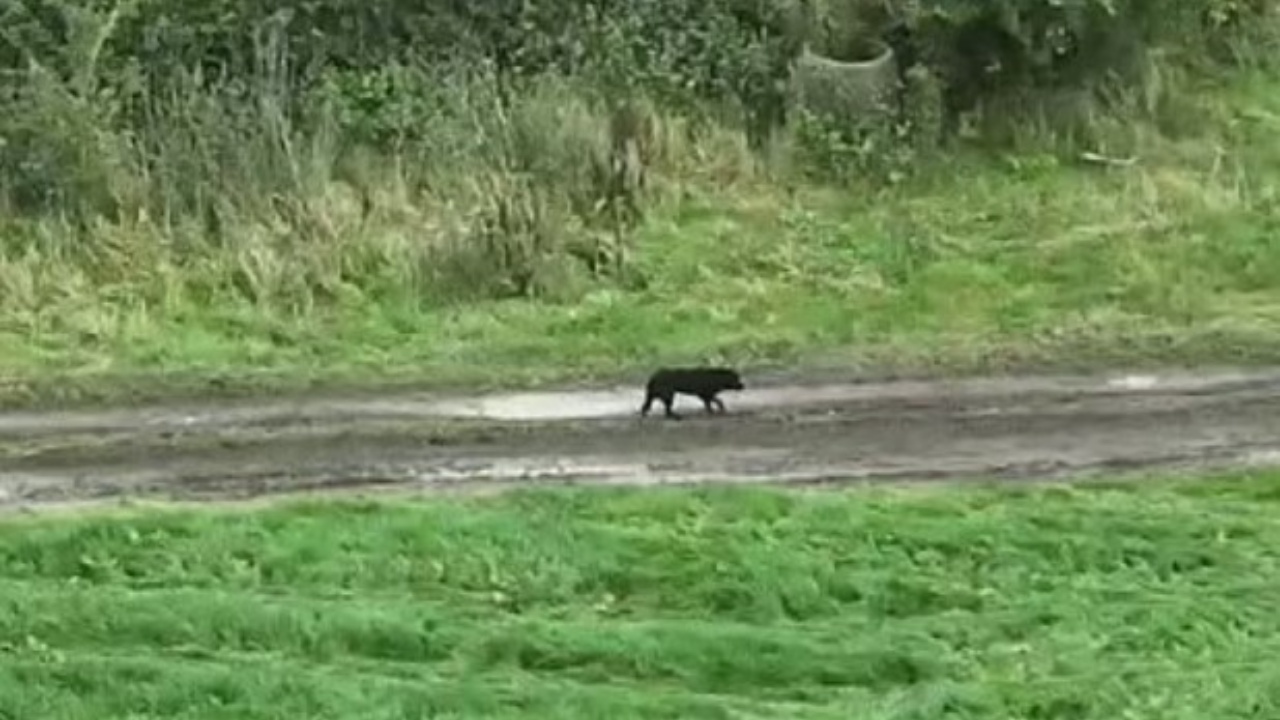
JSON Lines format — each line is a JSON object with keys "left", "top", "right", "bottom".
{"left": 3, "top": 368, "right": 1280, "bottom": 511}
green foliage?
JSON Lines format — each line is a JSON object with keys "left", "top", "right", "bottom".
{"left": 790, "top": 108, "right": 916, "bottom": 186}
{"left": 0, "top": 0, "right": 1267, "bottom": 195}
{"left": 1, "top": 473, "right": 1280, "bottom": 717}
{"left": 0, "top": 0, "right": 1276, "bottom": 390}
{"left": 2, "top": 0, "right": 1263, "bottom": 140}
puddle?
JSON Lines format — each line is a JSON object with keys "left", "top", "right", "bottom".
{"left": 1108, "top": 375, "right": 1159, "bottom": 390}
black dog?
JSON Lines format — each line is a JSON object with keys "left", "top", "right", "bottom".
{"left": 640, "top": 367, "right": 745, "bottom": 419}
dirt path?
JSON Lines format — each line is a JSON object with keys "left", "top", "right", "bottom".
{"left": 3, "top": 367, "right": 1280, "bottom": 511}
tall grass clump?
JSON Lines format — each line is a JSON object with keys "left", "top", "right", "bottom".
{"left": 0, "top": 34, "right": 723, "bottom": 323}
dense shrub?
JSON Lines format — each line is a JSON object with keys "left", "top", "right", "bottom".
{"left": 1, "top": 0, "right": 1267, "bottom": 154}
{"left": 0, "top": 0, "right": 1271, "bottom": 304}
{"left": 3, "top": 0, "right": 1265, "bottom": 129}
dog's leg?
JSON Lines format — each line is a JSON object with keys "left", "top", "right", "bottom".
{"left": 662, "top": 393, "right": 681, "bottom": 420}
{"left": 700, "top": 394, "right": 717, "bottom": 414}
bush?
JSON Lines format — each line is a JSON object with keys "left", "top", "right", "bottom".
{"left": 0, "top": 0, "right": 1271, "bottom": 305}
{"left": 1, "top": 0, "right": 1267, "bottom": 157}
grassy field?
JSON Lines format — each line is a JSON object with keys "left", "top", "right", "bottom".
{"left": 3, "top": 63, "right": 1280, "bottom": 407}
{"left": 0, "top": 473, "right": 1278, "bottom": 718}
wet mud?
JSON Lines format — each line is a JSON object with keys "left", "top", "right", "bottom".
{"left": 3, "top": 368, "right": 1280, "bottom": 512}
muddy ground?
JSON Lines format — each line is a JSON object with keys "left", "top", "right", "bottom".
{"left": 3, "top": 367, "right": 1280, "bottom": 512}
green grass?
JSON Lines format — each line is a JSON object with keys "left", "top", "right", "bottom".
{"left": 2, "top": 472, "right": 1280, "bottom": 718}
{"left": 3, "top": 68, "right": 1280, "bottom": 408}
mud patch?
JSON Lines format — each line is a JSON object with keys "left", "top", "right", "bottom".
{"left": 4, "top": 367, "right": 1280, "bottom": 512}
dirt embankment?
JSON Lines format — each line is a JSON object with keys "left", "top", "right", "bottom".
{"left": 3, "top": 368, "right": 1280, "bottom": 512}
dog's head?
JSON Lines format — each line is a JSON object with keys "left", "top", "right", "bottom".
{"left": 721, "top": 370, "right": 745, "bottom": 391}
